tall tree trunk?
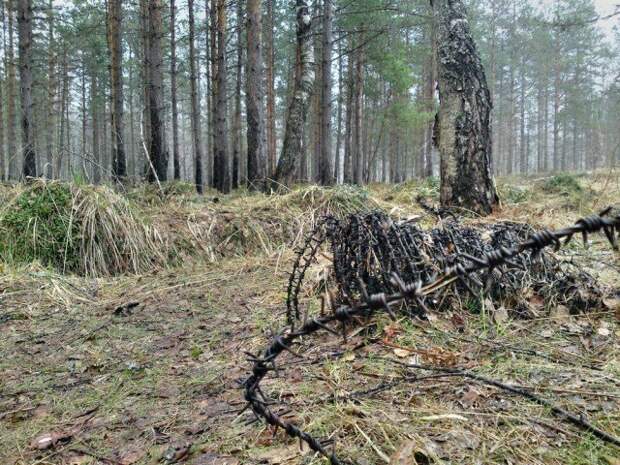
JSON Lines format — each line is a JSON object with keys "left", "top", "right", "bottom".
{"left": 318, "top": 0, "right": 334, "bottom": 185}
{"left": 140, "top": 0, "right": 151, "bottom": 174}
{"left": 18, "top": 0, "right": 35, "bottom": 178}
{"left": 0, "top": 1, "right": 5, "bottom": 180}
{"left": 265, "top": 0, "right": 276, "bottom": 178}
{"left": 107, "top": 0, "right": 126, "bottom": 181}
{"left": 273, "top": 0, "right": 314, "bottom": 187}
{"left": 233, "top": 0, "right": 243, "bottom": 189}
{"left": 6, "top": 0, "right": 17, "bottom": 179}
{"left": 205, "top": 0, "right": 214, "bottom": 186}
{"left": 352, "top": 45, "right": 364, "bottom": 185}
{"left": 188, "top": 0, "right": 204, "bottom": 193}
{"left": 170, "top": 0, "right": 180, "bottom": 180}
{"left": 57, "top": 43, "right": 68, "bottom": 178}
{"left": 213, "top": 0, "right": 230, "bottom": 193}
{"left": 91, "top": 74, "right": 100, "bottom": 183}
{"left": 432, "top": 0, "right": 498, "bottom": 215}
{"left": 334, "top": 40, "right": 344, "bottom": 183}
{"left": 246, "top": 0, "right": 267, "bottom": 189}
{"left": 343, "top": 46, "right": 354, "bottom": 184}
{"left": 519, "top": 55, "right": 526, "bottom": 174}
{"left": 45, "top": 0, "right": 55, "bottom": 179}
{"left": 81, "top": 54, "right": 87, "bottom": 171}
{"left": 146, "top": 0, "right": 168, "bottom": 182}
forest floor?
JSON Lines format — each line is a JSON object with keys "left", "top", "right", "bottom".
{"left": 0, "top": 172, "right": 619, "bottom": 465}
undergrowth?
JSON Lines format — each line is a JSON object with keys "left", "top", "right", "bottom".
{"left": 0, "top": 180, "right": 166, "bottom": 276}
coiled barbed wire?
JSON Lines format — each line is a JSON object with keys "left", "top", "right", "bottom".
{"left": 244, "top": 208, "right": 620, "bottom": 464}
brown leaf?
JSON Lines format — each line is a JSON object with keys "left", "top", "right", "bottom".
{"left": 390, "top": 440, "right": 434, "bottom": 465}
{"left": 459, "top": 386, "right": 481, "bottom": 408}
{"left": 188, "top": 452, "right": 239, "bottom": 465}
{"left": 162, "top": 443, "right": 192, "bottom": 464}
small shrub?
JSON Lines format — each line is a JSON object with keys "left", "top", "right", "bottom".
{"left": 543, "top": 173, "right": 583, "bottom": 194}
{"left": 499, "top": 184, "right": 532, "bottom": 204}
{"left": 0, "top": 180, "right": 167, "bottom": 276}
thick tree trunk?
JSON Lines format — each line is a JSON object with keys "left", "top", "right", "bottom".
{"left": 107, "top": 0, "right": 126, "bottom": 181}
{"left": 273, "top": 0, "right": 314, "bottom": 188}
{"left": 188, "top": 0, "right": 204, "bottom": 193}
{"left": 146, "top": 0, "right": 168, "bottom": 182}
{"left": 18, "top": 0, "right": 35, "bottom": 178}
{"left": 246, "top": 0, "right": 267, "bottom": 189}
{"left": 318, "top": 0, "right": 334, "bottom": 185}
{"left": 170, "top": 0, "right": 180, "bottom": 180}
{"left": 432, "top": 0, "right": 498, "bottom": 215}
{"left": 212, "top": 0, "right": 230, "bottom": 193}
{"left": 352, "top": 45, "right": 364, "bottom": 185}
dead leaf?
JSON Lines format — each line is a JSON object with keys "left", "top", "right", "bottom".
{"left": 31, "top": 431, "right": 73, "bottom": 450}
{"left": 162, "top": 443, "right": 192, "bottom": 464}
{"left": 492, "top": 306, "right": 508, "bottom": 324}
{"left": 459, "top": 386, "right": 481, "bottom": 408}
{"left": 342, "top": 351, "right": 356, "bottom": 362}
{"left": 390, "top": 440, "right": 434, "bottom": 465}
{"left": 394, "top": 348, "right": 411, "bottom": 358}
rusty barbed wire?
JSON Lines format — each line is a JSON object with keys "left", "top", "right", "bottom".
{"left": 244, "top": 208, "right": 620, "bottom": 464}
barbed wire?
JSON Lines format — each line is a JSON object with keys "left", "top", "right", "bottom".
{"left": 244, "top": 207, "right": 620, "bottom": 464}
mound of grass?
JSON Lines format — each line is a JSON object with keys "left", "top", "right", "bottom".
{"left": 274, "top": 185, "right": 378, "bottom": 218}
{"left": 0, "top": 180, "right": 166, "bottom": 276}
{"left": 542, "top": 173, "right": 583, "bottom": 194}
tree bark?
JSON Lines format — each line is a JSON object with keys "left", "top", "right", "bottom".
{"left": 432, "top": 0, "right": 498, "bottom": 215}
{"left": 45, "top": 0, "right": 55, "bottom": 179}
{"left": 106, "top": 0, "right": 126, "bottom": 181}
{"left": 233, "top": 0, "right": 243, "bottom": 189}
{"left": 188, "top": 0, "right": 204, "bottom": 193}
{"left": 318, "top": 0, "right": 334, "bottom": 185}
{"left": 6, "top": 0, "right": 17, "bottom": 179}
{"left": 146, "top": 0, "right": 168, "bottom": 182}
{"left": 18, "top": 0, "right": 35, "bottom": 178}
{"left": 212, "top": 0, "right": 230, "bottom": 193}
{"left": 246, "top": 0, "right": 267, "bottom": 189}
{"left": 273, "top": 0, "right": 314, "bottom": 187}
{"left": 265, "top": 0, "right": 276, "bottom": 178}
{"left": 170, "top": 0, "right": 180, "bottom": 180}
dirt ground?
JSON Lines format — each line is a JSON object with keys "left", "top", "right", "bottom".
{"left": 1, "top": 174, "right": 619, "bottom": 465}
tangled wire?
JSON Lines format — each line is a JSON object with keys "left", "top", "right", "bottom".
{"left": 287, "top": 210, "right": 607, "bottom": 325}
{"left": 245, "top": 208, "right": 620, "bottom": 464}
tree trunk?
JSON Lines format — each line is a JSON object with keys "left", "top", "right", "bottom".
{"left": 432, "top": 0, "right": 498, "bottom": 215}
{"left": 57, "top": 43, "right": 68, "bottom": 177}
{"left": 265, "top": 0, "right": 276, "bottom": 178}
{"left": 91, "top": 74, "right": 100, "bottom": 183}
{"left": 188, "top": 0, "right": 204, "bottom": 193}
{"left": 334, "top": 39, "right": 344, "bottom": 183}
{"left": 146, "top": 0, "right": 168, "bottom": 182}
{"left": 0, "top": 1, "right": 5, "bottom": 180}
{"left": 232, "top": 0, "right": 243, "bottom": 189}
{"left": 6, "top": 0, "right": 17, "bottom": 179}
{"left": 352, "top": 45, "right": 364, "bottom": 185}
{"left": 246, "top": 0, "right": 267, "bottom": 189}
{"left": 213, "top": 0, "right": 230, "bottom": 193}
{"left": 107, "top": 0, "right": 126, "bottom": 181}
{"left": 18, "top": 0, "right": 35, "bottom": 178}
{"left": 318, "top": 0, "right": 334, "bottom": 185}
{"left": 170, "top": 0, "right": 180, "bottom": 180}
{"left": 45, "top": 0, "right": 55, "bottom": 179}
{"left": 273, "top": 0, "right": 314, "bottom": 187}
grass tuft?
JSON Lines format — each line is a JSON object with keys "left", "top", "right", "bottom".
{"left": 0, "top": 179, "right": 167, "bottom": 276}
